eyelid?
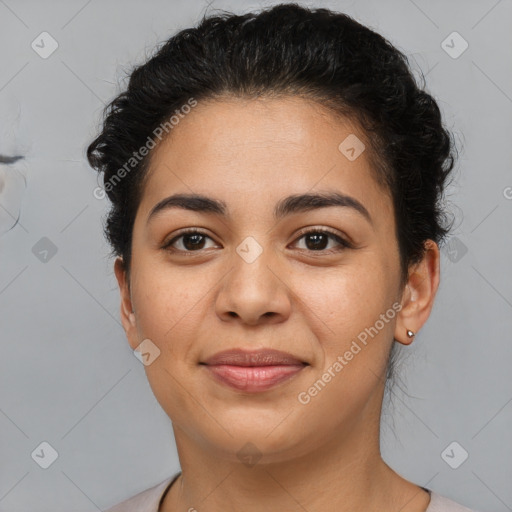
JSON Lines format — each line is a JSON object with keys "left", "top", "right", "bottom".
{"left": 161, "top": 227, "right": 216, "bottom": 250}
{"left": 292, "top": 226, "right": 354, "bottom": 249}
{"left": 289, "top": 229, "right": 354, "bottom": 256}
{"left": 161, "top": 226, "right": 354, "bottom": 253}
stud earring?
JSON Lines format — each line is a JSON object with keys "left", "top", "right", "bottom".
{"left": 406, "top": 329, "right": 415, "bottom": 338}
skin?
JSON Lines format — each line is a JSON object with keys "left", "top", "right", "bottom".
{"left": 114, "top": 96, "right": 440, "bottom": 512}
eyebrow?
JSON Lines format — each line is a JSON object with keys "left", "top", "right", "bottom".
{"left": 146, "top": 191, "right": 372, "bottom": 225}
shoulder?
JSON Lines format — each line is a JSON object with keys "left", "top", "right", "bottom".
{"left": 104, "top": 475, "right": 176, "bottom": 512}
{"left": 427, "top": 491, "right": 480, "bottom": 512}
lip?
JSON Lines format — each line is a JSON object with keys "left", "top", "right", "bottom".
{"left": 203, "top": 348, "right": 307, "bottom": 366}
{"left": 201, "top": 349, "right": 308, "bottom": 392}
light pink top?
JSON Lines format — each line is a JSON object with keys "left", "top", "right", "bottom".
{"left": 105, "top": 473, "right": 479, "bottom": 512}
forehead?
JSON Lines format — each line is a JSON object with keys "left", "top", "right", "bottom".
{"left": 139, "top": 96, "right": 392, "bottom": 222}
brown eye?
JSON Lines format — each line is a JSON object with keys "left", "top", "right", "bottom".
{"left": 162, "top": 229, "right": 217, "bottom": 253}
{"left": 293, "top": 229, "right": 352, "bottom": 253}
{"left": 179, "top": 233, "right": 207, "bottom": 251}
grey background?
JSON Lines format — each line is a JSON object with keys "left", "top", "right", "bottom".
{"left": 0, "top": 0, "right": 510, "bottom": 510}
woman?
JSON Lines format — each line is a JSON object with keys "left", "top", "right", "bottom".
{"left": 88, "top": 4, "right": 478, "bottom": 511}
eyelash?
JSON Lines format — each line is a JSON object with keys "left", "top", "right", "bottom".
{"left": 161, "top": 227, "right": 353, "bottom": 255}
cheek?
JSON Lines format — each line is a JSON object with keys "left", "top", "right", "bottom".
{"left": 131, "top": 263, "right": 213, "bottom": 356}
{"left": 289, "top": 267, "right": 395, "bottom": 437}
{"left": 130, "top": 268, "right": 205, "bottom": 420}
{"left": 291, "top": 262, "right": 395, "bottom": 349}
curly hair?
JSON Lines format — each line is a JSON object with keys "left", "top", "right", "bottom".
{"left": 87, "top": 2, "right": 457, "bottom": 286}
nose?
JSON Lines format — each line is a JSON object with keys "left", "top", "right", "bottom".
{"left": 215, "top": 243, "right": 292, "bottom": 326}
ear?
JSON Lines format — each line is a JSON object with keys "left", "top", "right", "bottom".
{"left": 394, "top": 240, "right": 440, "bottom": 346}
{"left": 113, "top": 257, "right": 139, "bottom": 350}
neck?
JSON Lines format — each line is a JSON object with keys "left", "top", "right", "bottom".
{"left": 161, "top": 401, "right": 431, "bottom": 512}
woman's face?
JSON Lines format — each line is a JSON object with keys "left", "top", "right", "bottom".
{"left": 116, "top": 96, "right": 413, "bottom": 462}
